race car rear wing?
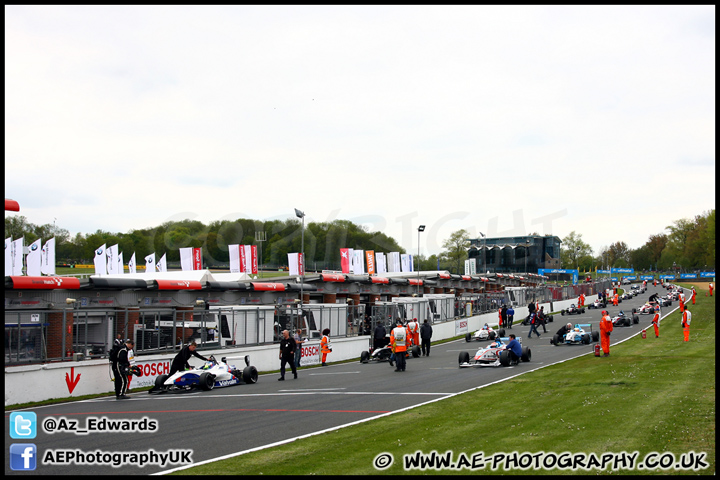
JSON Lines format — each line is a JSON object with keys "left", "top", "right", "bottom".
{"left": 575, "top": 323, "right": 594, "bottom": 332}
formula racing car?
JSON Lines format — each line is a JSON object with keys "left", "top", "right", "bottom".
{"left": 551, "top": 323, "right": 599, "bottom": 345}
{"left": 360, "top": 343, "right": 421, "bottom": 363}
{"left": 458, "top": 337, "right": 530, "bottom": 368}
{"left": 465, "top": 324, "right": 505, "bottom": 342}
{"left": 149, "top": 355, "right": 258, "bottom": 394}
{"left": 561, "top": 304, "right": 585, "bottom": 315}
{"left": 611, "top": 311, "right": 639, "bottom": 327}
{"left": 634, "top": 303, "right": 657, "bottom": 315}
{"left": 587, "top": 298, "right": 607, "bottom": 309}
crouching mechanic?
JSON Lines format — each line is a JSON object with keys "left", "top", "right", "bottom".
{"left": 169, "top": 340, "right": 209, "bottom": 376}
{"left": 552, "top": 322, "right": 574, "bottom": 344}
{"left": 504, "top": 334, "right": 522, "bottom": 366}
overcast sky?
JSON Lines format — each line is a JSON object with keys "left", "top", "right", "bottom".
{"left": 5, "top": 5, "right": 715, "bottom": 259}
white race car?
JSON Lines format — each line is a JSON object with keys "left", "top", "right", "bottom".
{"left": 465, "top": 324, "right": 505, "bottom": 342}
{"left": 552, "top": 324, "right": 600, "bottom": 345}
{"left": 458, "top": 337, "right": 531, "bottom": 367}
{"left": 149, "top": 355, "right": 258, "bottom": 394}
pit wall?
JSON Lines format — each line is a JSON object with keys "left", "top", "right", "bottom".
{"left": 4, "top": 295, "right": 598, "bottom": 406}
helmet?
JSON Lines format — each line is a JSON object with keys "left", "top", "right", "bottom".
{"left": 574, "top": 328, "right": 580, "bottom": 332}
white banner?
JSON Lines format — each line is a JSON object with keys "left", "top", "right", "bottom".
{"left": 157, "top": 253, "right": 167, "bottom": 272}
{"left": 26, "top": 239, "right": 42, "bottom": 277}
{"left": 144, "top": 253, "right": 155, "bottom": 274}
{"left": 400, "top": 253, "right": 410, "bottom": 273}
{"left": 41, "top": 238, "right": 56, "bottom": 276}
{"left": 128, "top": 252, "right": 136, "bottom": 274}
{"left": 118, "top": 251, "right": 124, "bottom": 275}
{"left": 94, "top": 244, "right": 107, "bottom": 276}
{"left": 388, "top": 252, "right": 401, "bottom": 273}
{"left": 229, "top": 244, "right": 240, "bottom": 273}
{"left": 5, "top": 237, "right": 13, "bottom": 276}
{"left": 352, "top": 249, "right": 365, "bottom": 274}
{"left": 244, "top": 245, "right": 253, "bottom": 273}
{"left": 288, "top": 253, "right": 299, "bottom": 276}
{"left": 12, "top": 238, "right": 24, "bottom": 275}
{"left": 180, "top": 247, "right": 194, "bottom": 271}
{"left": 376, "top": 252, "right": 386, "bottom": 274}
{"left": 106, "top": 244, "right": 119, "bottom": 275}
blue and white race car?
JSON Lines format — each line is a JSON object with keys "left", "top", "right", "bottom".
{"left": 458, "top": 337, "right": 531, "bottom": 367}
{"left": 551, "top": 323, "right": 599, "bottom": 346}
{"left": 149, "top": 355, "right": 258, "bottom": 394}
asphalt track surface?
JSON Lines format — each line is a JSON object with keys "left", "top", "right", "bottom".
{"left": 5, "top": 284, "right": 677, "bottom": 475}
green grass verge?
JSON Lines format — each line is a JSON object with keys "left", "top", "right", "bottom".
{"left": 174, "top": 284, "right": 715, "bottom": 475}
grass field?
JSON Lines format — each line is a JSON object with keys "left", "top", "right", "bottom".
{"left": 173, "top": 283, "right": 715, "bottom": 475}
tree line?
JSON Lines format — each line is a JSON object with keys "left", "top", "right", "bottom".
{"left": 5, "top": 209, "right": 714, "bottom": 274}
{"left": 4, "top": 217, "right": 407, "bottom": 271}
{"left": 559, "top": 209, "right": 715, "bottom": 273}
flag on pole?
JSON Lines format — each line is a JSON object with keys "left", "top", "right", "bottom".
{"left": 376, "top": 252, "right": 387, "bottom": 274}
{"left": 193, "top": 247, "right": 202, "bottom": 270}
{"left": 118, "top": 251, "right": 124, "bottom": 275}
{"left": 128, "top": 252, "right": 136, "bottom": 274}
{"left": 157, "top": 253, "right": 167, "bottom": 272}
{"left": 365, "top": 251, "right": 376, "bottom": 276}
{"left": 250, "top": 245, "right": 258, "bottom": 274}
{"left": 229, "top": 244, "right": 240, "bottom": 273}
{"left": 340, "top": 248, "right": 352, "bottom": 274}
{"left": 180, "top": 247, "right": 194, "bottom": 271}
{"left": 94, "top": 244, "right": 107, "bottom": 276}
{"left": 144, "top": 253, "right": 155, "bottom": 274}
{"left": 107, "top": 244, "right": 119, "bottom": 275}
{"left": 41, "top": 238, "right": 56, "bottom": 276}
{"left": 26, "top": 239, "right": 42, "bottom": 277}
{"left": 352, "top": 250, "right": 365, "bottom": 274}
{"left": 12, "top": 238, "right": 24, "bottom": 275}
{"left": 401, "top": 254, "right": 410, "bottom": 273}
{"left": 5, "top": 237, "right": 13, "bottom": 276}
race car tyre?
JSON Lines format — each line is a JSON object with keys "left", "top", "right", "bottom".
{"left": 547, "top": 315, "right": 553, "bottom": 323}
{"left": 552, "top": 334, "right": 561, "bottom": 346}
{"left": 498, "top": 328, "right": 506, "bottom": 337}
{"left": 411, "top": 345, "right": 421, "bottom": 358}
{"left": 199, "top": 372, "right": 215, "bottom": 391}
{"left": 458, "top": 351, "right": 470, "bottom": 365}
{"left": 360, "top": 351, "right": 370, "bottom": 363}
{"left": 581, "top": 308, "right": 586, "bottom": 314}
{"left": 582, "top": 334, "right": 590, "bottom": 344}
{"left": 242, "top": 366, "right": 259, "bottom": 384}
{"left": 489, "top": 331, "right": 496, "bottom": 340}
{"left": 633, "top": 315, "right": 639, "bottom": 324}
{"left": 561, "top": 311, "right": 565, "bottom": 316}
{"left": 154, "top": 374, "right": 169, "bottom": 391}
{"left": 465, "top": 333, "right": 472, "bottom": 342}
{"left": 499, "top": 350, "right": 511, "bottom": 367}
{"left": 521, "top": 346, "right": 531, "bottom": 362}
{"left": 592, "top": 331, "right": 600, "bottom": 342}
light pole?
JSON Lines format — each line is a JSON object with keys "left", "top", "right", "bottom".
{"left": 525, "top": 237, "right": 530, "bottom": 275}
{"left": 479, "top": 232, "right": 486, "bottom": 274}
{"left": 575, "top": 247, "right": 580, "bottom": 284}
{"left": 294, "top": 209, "right": 305, "bottom": 305}
{"left": 417, "top": 225, "right": 425, "bottom": 295}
